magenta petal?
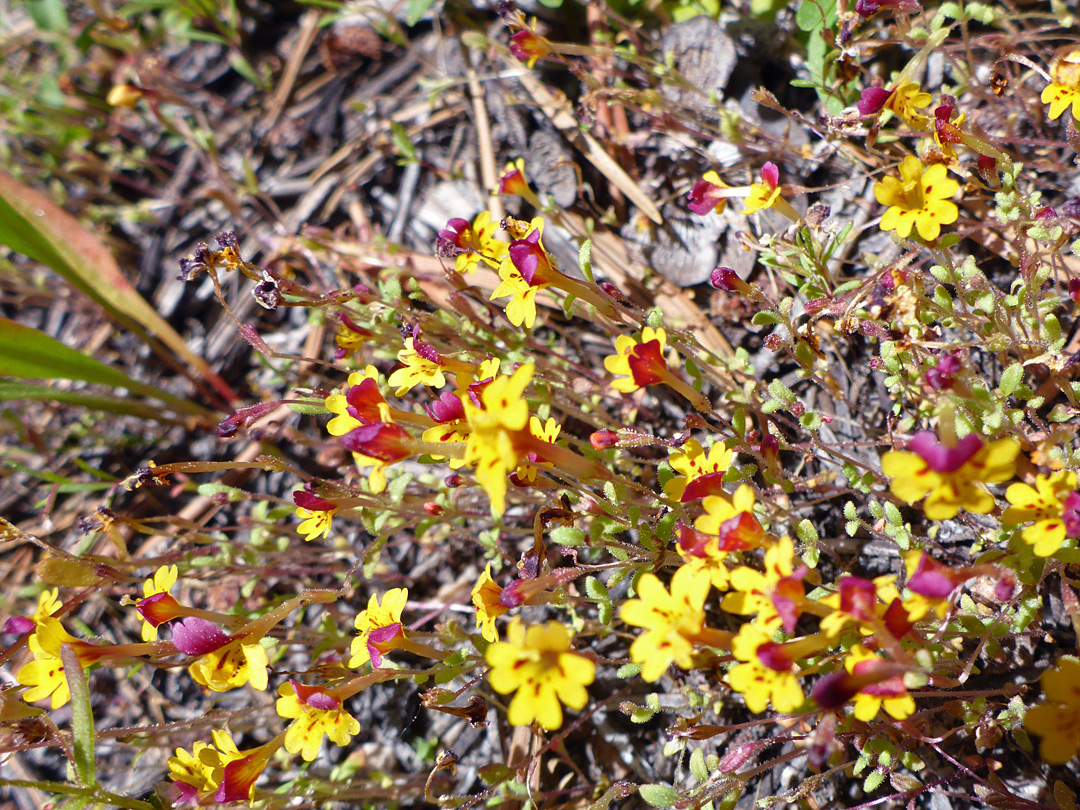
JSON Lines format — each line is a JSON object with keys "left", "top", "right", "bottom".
{"left": 838, "top": 576, "right": 877, "bottom": 621}
{"left": 907, "top": 568, "right": 955, "bottom": 599}
{"left": 813, "top": 670, "right": 858, "bottom": 708}
{"left": 756, "top": 641, "right": 793, "bottom": 672}
{"left": 772, "top": 595, "right": 799, "bottom": 634}
{"left": 425, "top": 390, "right": 465, "bottom": 423}
{"left": 760, "top": 162, "right": 779, "bottom": 188}
{"left": 907, "top": 431, "right": 982, "bottom": 473}
{"left": 857, "top": 86, "right": 892, "bottom": 116}
{"left": 294, "top": 490, "right": 337, "bottom": 511}
{"left": 171, "top": 617, "right": 230, "bottom": 655}
{"left": 4, "top": 616, "right": 35, "bottom": 635}
{"left": 438, "top": 218, "right": 470, "bottom": 246}
{"left": 305, "top": 691, "right": 339, "bottom": 710}
{"left": 1063, "top": 491, "right": 1080, "bottom": 536}
{"left": 687, "top": 180, "right": 721, "bottom": 215}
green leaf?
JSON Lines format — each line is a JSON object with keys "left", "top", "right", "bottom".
{"left": 0, "top": 172, "right": 222, "bottom": 406}
{"left": 390, "top": 122, "right": 419, "bottom": 165}
{"left": 60, "top": 645, "right": 95, "bottom": 787}
{"left": 639, "top": 784, "right": 680, "bottom": 807}
{"left": 998, "top": 362, "right": 1023, "bottom": 397}
{"left": 0, "top": 380, "right": 179, "bottom": 422}
{"left": 795, "top": 0, "right": 828, "bottom": 30}
{"left": 767, "top": 379, "right": 796, "bottom": 405}
{"left": 26, "top": 0, "right": 69, "bottom": 31}
{"left": 752, "top": 310, "right": 783, "bottom": 326}
{"left": 551, "top": 525, "right": 586, "bottom": 546}
{"left": 690, "top": 748, "right": 709, "bottom": 783}
{"left": 864, "top": 769, "right": 885, "bottom": 792}
{"left": 578, "top": 238, "right": 595, "bottom": 284}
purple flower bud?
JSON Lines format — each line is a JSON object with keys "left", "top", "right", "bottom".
{"left": 710, "top": 266, "right": 742, "bottom": 291}
{"left": 3, "top": 616, "right": 35, "bottom": 635}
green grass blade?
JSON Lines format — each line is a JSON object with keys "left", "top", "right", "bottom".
{"left": 0, "top": 317, "right": 213, "bottom": 418}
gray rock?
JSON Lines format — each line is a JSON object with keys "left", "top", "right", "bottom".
{"left": 661, "top": 16, "right": 737, "bottom": 111}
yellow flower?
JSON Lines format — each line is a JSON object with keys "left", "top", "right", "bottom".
{"left": 664, "top": 438, "right": 734, "bottom": 501}
{"left": 486, "top": 618, "right": 594, "bottom": 730}
{"left": 140, "top": 565, "right": 178, "bottom": 642}
{"left": 1023, "top": 656, "right": 1080, "bottom": 765}
{"left": 463, "top": 364, "right": 534, "bottom": 515}
{"left": 604, "top": 327, "right": 669, "bottom": 394}
{"left": 844, "top": 645, "right": 915, "bottom": 722}
{"left": 295, "top": 494, "right": 338, "bottom": 542}
{"left": 726, "top": 623, "right": 808, "bottom": 714}
{"left": 721, "top": 536, "right": 806, "bottom": 633}
{"left": 16, "top": 618, "right": 106, "bottom": 709}
{"left": 490, "top": 216, "right": 550, "bottom": 330}
{"left": 16, "top": 625, "right": 77, "bottom": 709}
{"left": 188, "top": 635, "right": 270, "bottom": 693}
{"left": 1003, "top": 471, "right": 1080, "bottom": 557}
{"left": 1042, "top": 82, "right": 1080, "bottom": 122}
{"left": 325, "top": 366, "right": 391, "bottom": 437}
{"left": 619, "top": 564, "right": 728, "bottom": 682}
{"left": 873, "top": 155, "right": 959, "bottom": 242}
{"left": 818, "top": 574, "right": 905, "bottom": 639}
{"left": 438, "top": 211, "right": 508, "bottom": 275}
{"left": 881, "top": 431, "right": 1019, "bottom": 520}
{"left": 742, "top": 162, "right": 782, "bottom": 214}
{"left": 676, "top": 485, "right": 768, "bottom": 591}
{"left": 386, "top": 334, "right": 464, "bottom": 396}
{"left": 472, "top": 564, "right": 508, "bottom": 642}
{"left": 350, "top": 588, "right": 408, "bottom": 668}
{"left": 885, "top": 82, "right": 932, "bottom": 129}
{"left": 276, "top": 680, "right": 361, "bottom": 762}
{"left": 167, "top": 729, "right": 246, "bottom": 805}
{"left": 514, "top": 416, "right": 562, "bottom": 485}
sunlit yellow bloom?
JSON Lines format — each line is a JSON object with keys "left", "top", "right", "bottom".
{"left": 16, "top": 618, "right": 107, "bottom": 709}
{"left": 140, "top": 565, "right": 178, "bottom": 642}
{"left": 514, "top": 416, "right": 561, "bottom": 485}
{"left": 463, "top": 364, "right": 534, "bottom": 515}
{"left": 1042, "top": 82, "right": 1080, "bottom": 122}
{"left": 873, "top": 156, "right": 958, "bottom": 242}
{"left": 325, "top": 366, "right": 391, "bottom": 437}
{"left": 1023, "top": 656, "right": 1080, "bottom": 765}
{"left": 604, "top": 327, "right": 669, "bottom": 394}
{"left": 276, "top": 680, "right": 361, "bottom": 762}
{"left": 619, "top": 564, "right": 729, "bottom": 682}
{"left": 881, "top": 431, "right": 1018, "bottom": 520}
{"left": 1003, "top": 471, "right": 1080, "bottom": 557}
{"left": 387, "top": 337, "right": 454, "bottom": 396}
{"left": 472, "top": 564, "right": 508, "bottom": 642}
{"left": 722, "top": 536, "right": 806, "bottom": 633}
{"left": 350, "top": 588, "right": 408, "bottom": 668}
{"left": 189, "top": 636, "right": 269, "bottom": 693}
{"left": 726, "top": 623, "right": 809, "bottom": 714}
{"left": 845, "top": 645, "right": 915, "bottom": 722}
{"left": 33, "top": 588, "right": 61, "bottom": 625}
{"left": 664, "top": 438, "right": 734, "bottom": 501}
{"left": 167, "top": 729, "right": 246, "bottom": 805}
{"left": 439, "top": 211, "right": 508, "bottom": 274}
{"left": 885, "top": 82, "right": 932, "bottom": 128}
{"left": 486, "top": 618, "right": 594, "bottom": 730}
{"left": 490, "top": 217, "right": 550, "bottom": 329}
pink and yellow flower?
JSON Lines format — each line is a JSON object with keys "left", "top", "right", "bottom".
{"left": 1003, "top": 471, "right": 1080, "bottom": 557}
{"left": 276, "top": 680, "right": 361, "bottom": 762}
{"left": 882, "top": 430, "right": 1019, "bottom": 520}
